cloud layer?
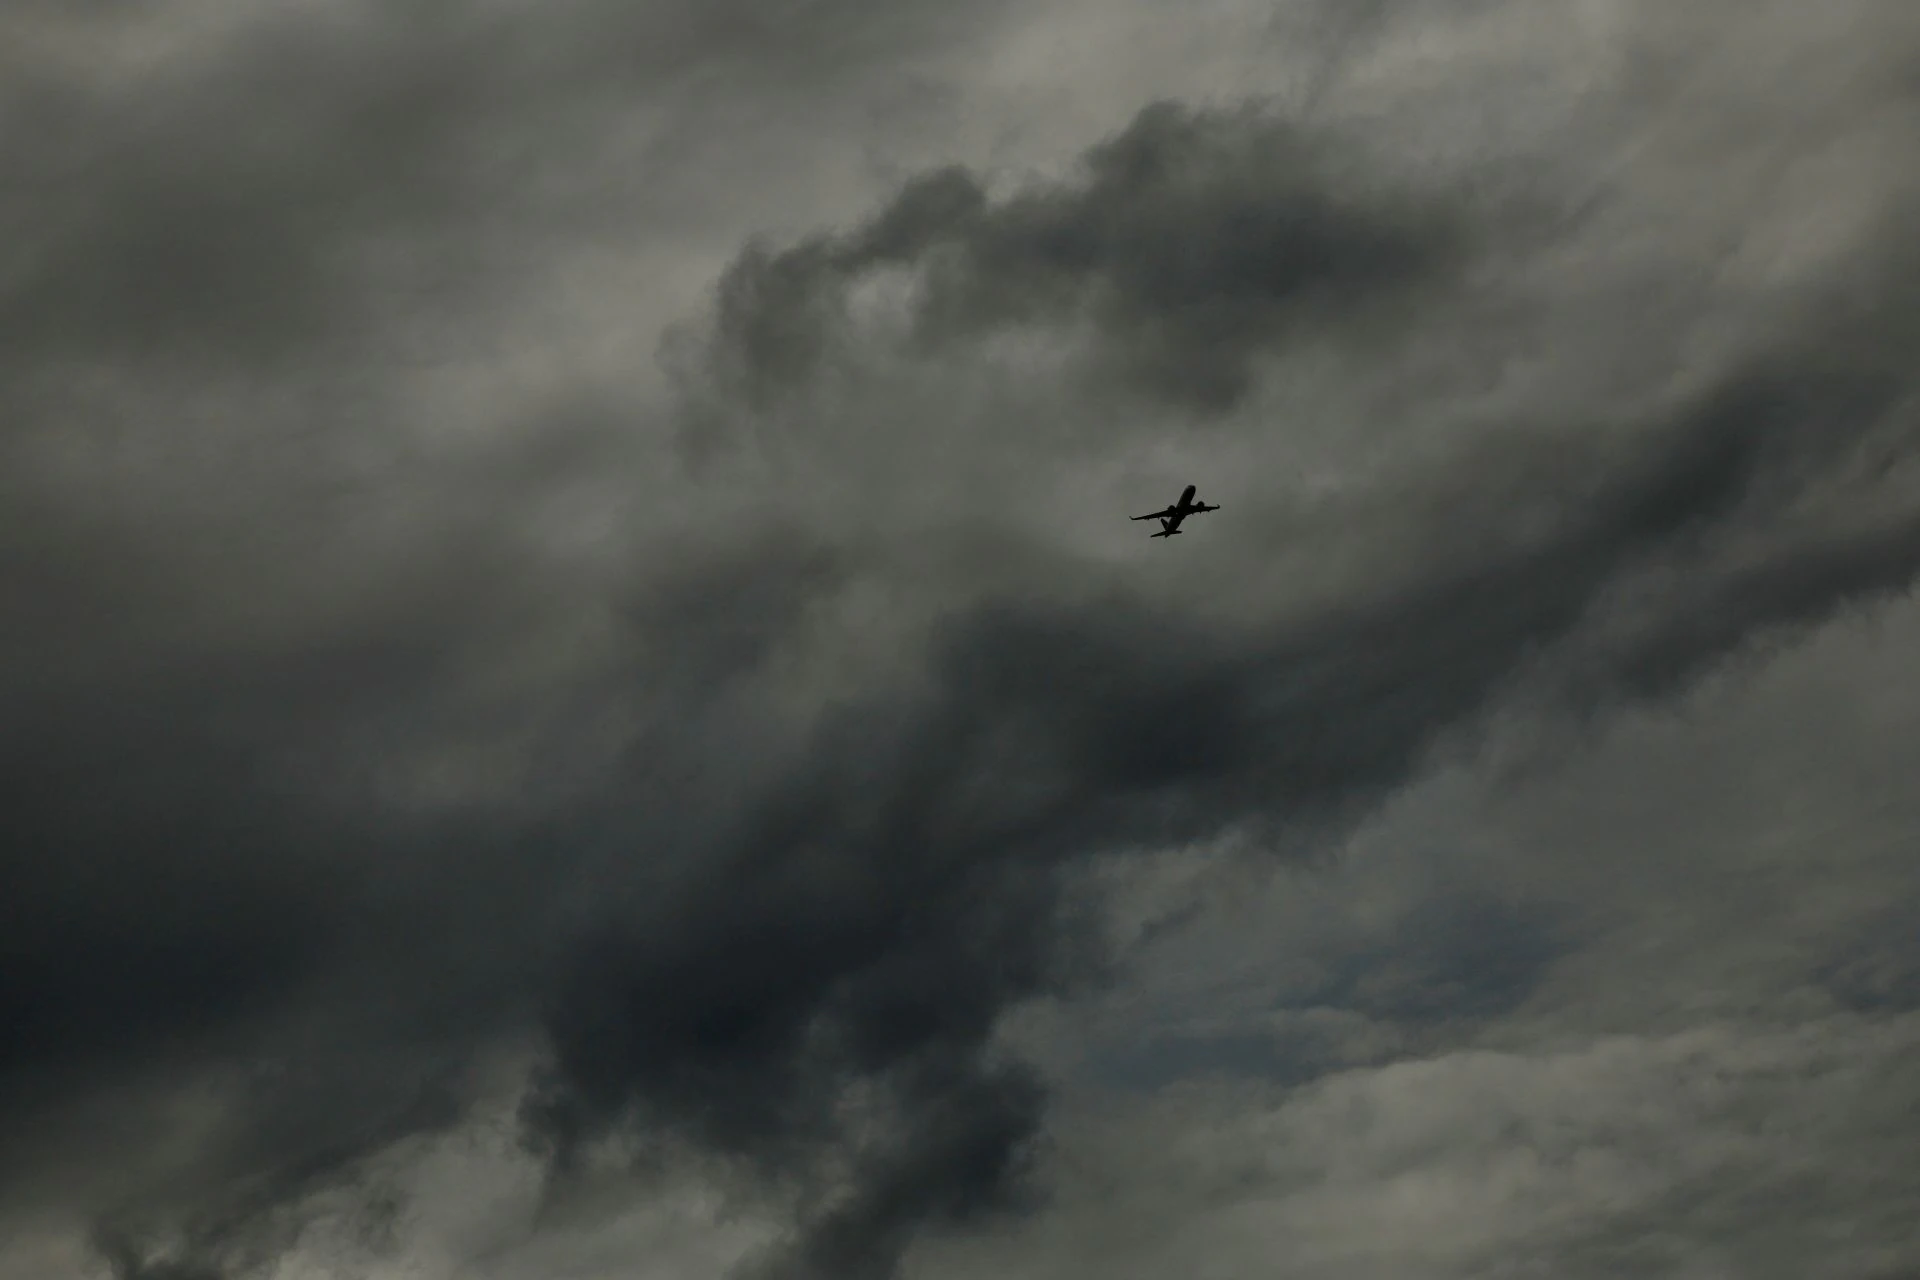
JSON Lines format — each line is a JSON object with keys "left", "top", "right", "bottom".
{"left": 3, "top": 1, "right": 1918, "bottom": 1277}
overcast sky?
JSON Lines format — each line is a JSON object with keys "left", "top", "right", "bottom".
{"left": 4, "top": 2, "right": 1919, "bottom": 1278}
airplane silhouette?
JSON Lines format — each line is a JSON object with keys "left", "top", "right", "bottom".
{"left": 1131, "top": 484, "right": 1220, "bottom": 538}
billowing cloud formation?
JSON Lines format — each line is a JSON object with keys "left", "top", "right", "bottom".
{"left": 3, "top": 2, "right": 1919, "bottom": 1279}
{"left": 925, "top": 1011, "right": 1920, "bottom": 1280}
{"left": 702, "top": 100, "right": 1463, "bottom": 415}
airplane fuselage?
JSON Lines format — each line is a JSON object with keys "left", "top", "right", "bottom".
{"left": 1132, "top": 483, "right": 1219, "bottom": 537}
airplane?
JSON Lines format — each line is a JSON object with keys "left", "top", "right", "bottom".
{"left": 1131, "top": 484, "right": 1220, "bottom": 538}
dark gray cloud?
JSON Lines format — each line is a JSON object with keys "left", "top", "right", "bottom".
{"left": 1818, "top": 902, "right": 1920, "bottom": 1014}
{"left": 522, "top": 290, "right": 1920, "bottom": 1274}
{"left": 4, "top": 3, "right": 1920, "bottom": 1279}
{"left": 695, "top": 99, "right": 1463, "bottom": 421}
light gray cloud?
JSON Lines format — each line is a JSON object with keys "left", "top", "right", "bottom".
{"left": 918, "top": 1012, "right": 1920, "bottom": 1280}
{"left": 979, "top": 611, "right": 1920, "bottom": 1277}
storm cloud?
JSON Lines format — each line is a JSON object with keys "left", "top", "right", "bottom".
{"left": 4, "top": 2, "right": 1919, "bottom": 1279}
{"left": 698, "top": 99, "right": 1465, "bottom": 417}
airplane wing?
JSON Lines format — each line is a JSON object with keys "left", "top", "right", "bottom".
{"left": 1131, "top": 506, "right": 1178, "bottom": 521}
